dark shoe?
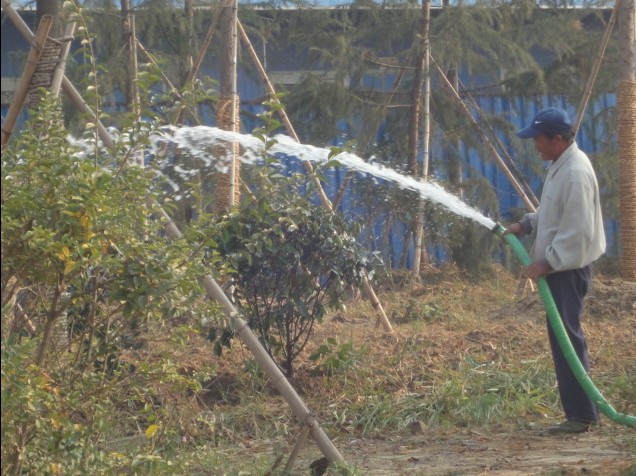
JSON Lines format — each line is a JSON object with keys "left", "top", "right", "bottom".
{"left": 547, "top": 420, "right": 594, "bottom": 434}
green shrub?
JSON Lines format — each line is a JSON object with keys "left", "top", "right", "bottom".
{"left": 1, "top": 92, "right": 223, "bottom": 474}
{"left": 210, "top": 156, "right": 382, "bottom": 377}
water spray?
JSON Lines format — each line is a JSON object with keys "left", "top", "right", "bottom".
{"left": 491, "top": 223, "right": 636, "bottom": 428}
{"left": 150, "top": 126, "right": 635, "bottom": 427}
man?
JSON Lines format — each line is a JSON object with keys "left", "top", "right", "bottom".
{"left": 505, "top": 106, "right": 606, "bottom": 434}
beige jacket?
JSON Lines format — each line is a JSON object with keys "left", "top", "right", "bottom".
{"left": 520, "top": 142, "right": 606, "bottom": 271}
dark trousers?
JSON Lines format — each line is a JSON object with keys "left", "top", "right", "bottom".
{"left": 546, "top": 266, "right": 599, "bottom": 423}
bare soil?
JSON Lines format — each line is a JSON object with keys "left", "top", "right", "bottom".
{"left": 335, "top": 425, "right": 634, "bottom": 475}
{"left": 195, "top": 267, "right": 636, "bottom": 475}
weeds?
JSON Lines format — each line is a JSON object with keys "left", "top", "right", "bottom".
{"left": 309, "top": 337, "right": 366, "bottom": 376}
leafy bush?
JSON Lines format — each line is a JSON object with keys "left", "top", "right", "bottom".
{"left": 1, "top": 93, "right": 223, "bottom": 474}
{"left": 210, "top": 153, "right": 382, "bottom": 377}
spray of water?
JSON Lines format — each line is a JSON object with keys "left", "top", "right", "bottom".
{"left": 150, "top": 126, "right": 498, "bottom": 230}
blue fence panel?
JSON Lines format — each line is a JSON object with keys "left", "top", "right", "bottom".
{"left": 1, "top": 9, "right": 620, "bottom": 266}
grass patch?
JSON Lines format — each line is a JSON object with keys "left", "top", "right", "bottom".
{"left": 6, "top": 266, "right": 633, "bottom": 474}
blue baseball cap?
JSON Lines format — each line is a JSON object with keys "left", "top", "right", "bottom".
{"left": 517, "top": 107, "right": 573, "bottom": 139}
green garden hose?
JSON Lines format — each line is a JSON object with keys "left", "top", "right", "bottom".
{"left": 492, "top": 223, "right": 635, "bottom": 428}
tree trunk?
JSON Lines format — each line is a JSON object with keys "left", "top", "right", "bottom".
{"left": 185, "top": 0, "right": 195, "bottom": 79}
{"left": 442, "top": 0, "right": 463, "bottom": 194}
{"left": 407, "top": 7, "right": 426, "bottom": 176}
{"left": 617, "top": 0, "right": 636, "bottom": 281}
{"left": 445, "top": 67, "right": 463, "bottom": 192}
{"left": 37, "top": 0, "right": 60, "bottom": 37}
{"left": 412, "top": 0, "right": 431, "bottom": 276}
{"left": 121, "top": 0, "right": 132, "bottom": 106}
{"left": 215, "top": 0, "right": 240, "bottom": 214}
{"left": 121, "top": 0, "right": 139, "bottom": 116}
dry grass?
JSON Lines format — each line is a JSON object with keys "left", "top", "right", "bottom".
{"left": 128, "top": 264, "right": 636, "bottom": 475}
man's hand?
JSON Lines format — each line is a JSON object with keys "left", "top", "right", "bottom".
{"left": 525, "top": 260, "right": 552, "bottom": 281}
{"left": 503, "top": 222, "right": 524, "bottom": 237}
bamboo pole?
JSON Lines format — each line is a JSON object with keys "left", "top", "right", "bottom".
{"left": 433, "top": 55, "right": 539, "bottom": 295}
{"left": 171, "top": 0, "right": 231, "bottom": 127}
{"left": 61, "top": 76, "right": 115, "bottom": 148}
{"left": 237, "top": 20, "right": 334, "bottom": 213}
{"left": 421, "top": 1, "right": 431, "bottom": 183}
{"left": 432, "top": 56, "right": 537, "bottom": 213}
{"left": 229, "top": 0, "right": 239, "bottom": 208}
{"left": 136, "top": 39, "right": 179, "bottom": 95}
{"left": 283, "top": 425, "right": 311, "bottom": 474}
{"left": 50, "top": 22, "right": 76, "bottom": 96}
{"left": 138, "top": 39, "right": 207, "bottom": 132}
{"left": 457, "top": 80, "right": 539, "bottom": 208}
{"left": 238, "top": 19, "right": 394, "bottom": 334}
{"left": 150, "top": 203, "right": 345, "bottom": 467}
{"left": 573, "top": 0, "right": 622, "bottom": 134}
{"left": 127, "top": 14, "right": 145, "bottom": 166}
{"left": 185, "top": 0, "right": 232, "bottom": 85}
{"left": 129, "top": 13, "right": 141, "bottom": 120}
{"left": 185, "top": 0, "right": 194, "bottom": 74}
{"left": 1, "top": 14, "right": 52, "bottom": 148}
{"left": 2, "top": 3, "right": 347, "bottom": 467}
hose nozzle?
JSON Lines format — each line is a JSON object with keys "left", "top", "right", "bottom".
{"left": 491, "top": 222, "right": 505, "bottom": 236}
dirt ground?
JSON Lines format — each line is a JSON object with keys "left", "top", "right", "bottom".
{"left": 297, "top": 271, "right": 636, "bottom": 476}
{"left": 334, "top": 424, "right": 635, "bottom": 475}
{"left": 200, "top": 268, "right": 635, "bottom": 475}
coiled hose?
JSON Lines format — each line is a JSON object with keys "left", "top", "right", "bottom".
{"left": 492, "top": 223, "right": 635, "bottom": 428}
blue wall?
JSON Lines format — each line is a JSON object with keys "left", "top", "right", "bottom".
{"left": 2, "top": 9, "right": 619, "bottom": 268}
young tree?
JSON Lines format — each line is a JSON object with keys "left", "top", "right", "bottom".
{"left": 210, "top": 156, "right": 379, "bottom": 377}
{"left": 36, "top": 0, "right": 60, "bottom": 36}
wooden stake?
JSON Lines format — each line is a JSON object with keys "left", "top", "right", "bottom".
{"left": 237, "top": 20, "right": 334, "bottom": 213}
{"left": 150, "top": 202, "right": 346, "bottom": 466}
{"left": 573, "top": 0, "right": 622, "bottom": 134}
{"left": 283, "top": 424, "right": 311, "bottom": 474}
{"left": 1, "top": 14, "right": 52, "bottom": 148}
{"left": 432, "top": 56, "right": 537, "bottom": 213}
{"left": 50, "top": 22, "right": 76, "bottom": 97}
